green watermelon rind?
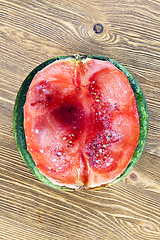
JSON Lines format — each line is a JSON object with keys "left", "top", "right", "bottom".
{"left": 13, "top": 55, "right": 149, "bottom": 190}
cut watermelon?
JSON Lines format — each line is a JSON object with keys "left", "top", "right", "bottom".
{"left": 13, "top": 55, "right": 149, "bottom": 190}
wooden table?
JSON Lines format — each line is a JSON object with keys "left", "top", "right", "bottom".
{"left": 1, "top": 0, "right": 160, "bottom": 239}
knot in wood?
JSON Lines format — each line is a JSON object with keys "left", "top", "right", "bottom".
{"left": 93, "top": 23, "right": 104, "bottom": 34}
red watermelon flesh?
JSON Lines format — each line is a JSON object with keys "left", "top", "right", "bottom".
{"left": 24, "top": 58, "right": 140, "bottom": 189}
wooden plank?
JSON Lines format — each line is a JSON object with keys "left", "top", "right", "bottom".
{"left": 0, "top": 0, "right": 160, "bottom": 239}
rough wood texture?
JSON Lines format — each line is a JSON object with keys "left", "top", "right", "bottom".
{"left": 0, "top": 0, "right": 160, "bottom": 239}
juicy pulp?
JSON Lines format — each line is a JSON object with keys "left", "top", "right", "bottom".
{"left": 24, "top": 58, "right": 140, "bottom": 189}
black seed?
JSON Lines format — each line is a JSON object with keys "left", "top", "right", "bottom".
{"left": 108, "top": 134, "right": 111, "bottom": 138}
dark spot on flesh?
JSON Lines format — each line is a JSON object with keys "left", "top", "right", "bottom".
{"left": 31, "top": 100, "right": 44, "bottom": 106}
{"left": 51, "top": 95, "right": 85, "bottom": 135}
{"left": 30, "top": 81, "right": 56, "bottom": 109}
{"left": 30, "top": 94, "right": 55, "bottom": 109}
{"left": 67, "top": 106, "right": 77, "bottom": 114}
{"left": 46, "top": 94, "right": 53, "bottom": 102}
{"left": 54, "top": 103, "right": 83, "bottom": 125}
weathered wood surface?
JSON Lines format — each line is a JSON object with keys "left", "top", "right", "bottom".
{"left": 0, "top": 0, "right": 160, "bottom": 239}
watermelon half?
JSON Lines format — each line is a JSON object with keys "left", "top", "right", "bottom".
{"left": 13, "top": 55, "right": 149, "bottom": 190}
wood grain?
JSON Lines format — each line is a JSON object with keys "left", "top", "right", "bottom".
{"left": 0, "top": 0, "right": 160, "bottom": 239}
